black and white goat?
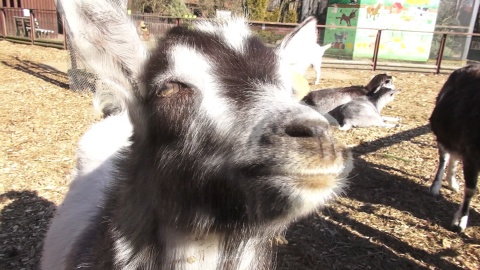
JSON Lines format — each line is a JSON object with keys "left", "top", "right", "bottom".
{"left": 329, "top": 86, "right": 398, "bottom": 130}
{"left": 40, "top": 1, "right": 353, "bottom": 269}
{"left": 302, "top": 73, "right": 394, "bottom": 114}
{"left": 429, "top": 64, "right": 480, "bottom": 232}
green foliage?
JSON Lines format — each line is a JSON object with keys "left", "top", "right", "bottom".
{"left": 264, "top": 8, "right": 280, "bottom": 22}
{"left": 131, "top": 0, "right": 191, "bottom": 16}
{"left": 252, "top": 29, "right": 284, "bottom": 45}
{"left": 283, "top": 9, "right": 297, "bottom": 23}
{"left": 245, "top": 0, "right": 268, "bottom": 21}
{"left": 198, "top": 0, "right": 215, "bottom": 18}
{"left": 278, "top": 0, "right": 299, "bottom": 23}
{"left": 198, "top": 0, "right": 244, "bottom": 18}
{"left": 166, "top": 0, "right": 190, "bottom": 17}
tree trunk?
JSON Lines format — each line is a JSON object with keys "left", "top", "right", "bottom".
{"left": 300, "top": 0, "right": 318, "bottom": 21}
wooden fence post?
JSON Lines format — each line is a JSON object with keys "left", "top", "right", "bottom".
{"left": 435, "top": 33, "right": 447, "bottom": 75}
{"left": 62, "top": 14, "right": 67, "bottom": 50}
{"left": 29, "top": 9, "right": 35, "bottom": 45}
{"left": 372, "top": 29, "right": 382, "bottom": 71}
{"left": 0, "top": 8, "right": 7, "bottom": 39}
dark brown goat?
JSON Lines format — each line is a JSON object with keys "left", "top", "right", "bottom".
{"left": 302, "top": 73, "right": 394, "bottom": 114}
{"left": 429, "top": 64, "right": 480, "bottom": 232}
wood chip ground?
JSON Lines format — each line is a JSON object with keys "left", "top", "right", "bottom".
{"left": 0, "top": 41, "right": 478, "bottom": 270}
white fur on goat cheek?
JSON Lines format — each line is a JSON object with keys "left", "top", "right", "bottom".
{"left": 41, "top": 1, "right": 352, "bottom": 269}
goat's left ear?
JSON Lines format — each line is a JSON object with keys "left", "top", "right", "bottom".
{"left": 278, "top": 16, "right": 318, "bottom": 57}
{"left": 368, "top": 85, "right": 383, "bottom": 95}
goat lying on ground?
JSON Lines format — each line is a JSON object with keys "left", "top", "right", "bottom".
{"left": 41, "top": 1, "right": 353, "bottom": 269}
{"left": 429, "top": 64, "right": 480, "bottom": 233}
{"left": 286, "top": 42, "right": 332, "bottom": 85}
{"left": 302, "top": 73, "right": 394, "bottom": 114}
{"left": 329, "top": 86, "right": 398, "bottom": 130}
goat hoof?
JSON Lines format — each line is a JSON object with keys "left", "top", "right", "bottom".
{"left": 382, "top": 116, "right": 400, "bottom": 122}
{"left": 451, "top": 213, "right": 468, "bottom": 233}
{"left": 451, "top": 224, "right": 466, "bottom": 233}
{"left": 448, "top": 182, "right": 460, "bottom": 193}
{"left": 338, "top": 125, "right": 351, "bottom": 131}
{"left": 429, "top": 186, "right": 441, "bottom": 197}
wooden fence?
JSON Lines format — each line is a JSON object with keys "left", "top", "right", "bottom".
{"left": 0, "top": 7, "right": 64, "bottom": 49}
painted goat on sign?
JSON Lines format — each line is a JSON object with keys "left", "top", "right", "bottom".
{"left": 429, "top": 64, "right": 480, "bottom": 232}
{"left": 40, "top": 1, "right": 353, "bottom": 269}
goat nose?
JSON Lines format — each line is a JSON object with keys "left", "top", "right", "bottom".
{"left": 285, "top": 119, "right": 327, "bottom": 138}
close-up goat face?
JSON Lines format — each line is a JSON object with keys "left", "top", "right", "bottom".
{"left": 130, "top": 18, "right": 352, "bottom": 229}
{"left": 47, "top": 1, "right": 353, "bottom": 268}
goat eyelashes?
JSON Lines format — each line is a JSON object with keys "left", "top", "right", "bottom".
{"left": 41, "top": 1, "right": 353, "bottom": 269}
{"left": 156, "top": 82, "right": 191, "bottom": 98}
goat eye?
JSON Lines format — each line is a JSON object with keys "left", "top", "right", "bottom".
{"left": 156, "top": 82, "right": 189, "bottom": 98}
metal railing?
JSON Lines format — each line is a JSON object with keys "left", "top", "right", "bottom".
{"left": 247, "top": 20, "right": 480, "bottom": 74}
{"left": 2, "top": 7, "right": 479, "bottom": 74}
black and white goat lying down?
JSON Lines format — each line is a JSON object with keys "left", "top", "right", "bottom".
{"left": 429, "top": 64, "right": 480, "bottom": 232}
{"left": 302, "top": 73, "right": 394, "bottom": 114}
{"left": 301, "top": 74, "right": 398, "bottom": 129}
{"left": 41, "top": 1, "right": 353, "bottom": 269}
{"left": 329, "top": 86, "right": 399, "bottom": 130}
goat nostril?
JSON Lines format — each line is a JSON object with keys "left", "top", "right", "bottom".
{"left": 285, "top": 123, "right": 320, "bottom": 138}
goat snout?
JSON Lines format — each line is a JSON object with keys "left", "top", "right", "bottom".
{"left": 255, "top": 113, "right": 349, "bottom": 178}
{"left": 284, "top": 118, "right": 329, "bottom": 138}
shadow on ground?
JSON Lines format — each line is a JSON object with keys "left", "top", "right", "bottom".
{"left": 277, "top": 124, "right": 478, "bottom": 270}
{"left": 2, "top": 125, "right": 477, "bottom": 269}
{"left": 0, "top": 190, "right": 55, "bottom": 270}
{"left": 277, "top": 156, "right": 474, "bottom": 270}
{"left": 2, "top": 57, "right": 69, "bottom": 89}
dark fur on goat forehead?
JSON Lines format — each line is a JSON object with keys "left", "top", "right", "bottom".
{"left": 144, "top": 24, "right": 280, "bottom": 88}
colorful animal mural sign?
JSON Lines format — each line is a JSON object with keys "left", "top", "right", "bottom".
{"left": 324, "top": 5, "right": 359, "bottom": 58}
{"left": 324, "top": 0, "right": 439, "bottom": 62}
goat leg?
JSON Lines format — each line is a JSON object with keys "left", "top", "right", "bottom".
{"left": 382, "top": 116, "right": 400, "bottom": 122}
{"left": 430, "top": 144, "right": 449, "bottom": 196}
{"left": 445, "top": 157, "right": 460, "bottom": 192}
{"left": 451, "top": 158, "right": 478, "bottom": 232}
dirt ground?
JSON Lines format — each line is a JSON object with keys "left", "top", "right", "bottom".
{"left": 0, "top": 40, "right": 479, "bottom": 270}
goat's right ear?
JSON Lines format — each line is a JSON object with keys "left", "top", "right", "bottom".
{"left": 278, "top": 16, "right": 318, "bottom": 57}
{"left": 59, "top": 0, "right": 148, "bottom": 99}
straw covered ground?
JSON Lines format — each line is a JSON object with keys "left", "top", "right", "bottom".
{"left": 0, "top": 40, "right": 479, "bottom": 270}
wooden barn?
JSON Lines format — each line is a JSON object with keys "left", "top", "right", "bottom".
{"left": 0, "top": 0, "right": 61, "bottom": 44}
{"left": 1, "top": 0, "right": 56, "bottom": 9}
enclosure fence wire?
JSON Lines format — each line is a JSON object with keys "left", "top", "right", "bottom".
{"left": 65, "top": 0, "right": 127, "bottom": 93}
